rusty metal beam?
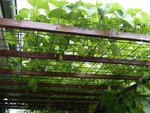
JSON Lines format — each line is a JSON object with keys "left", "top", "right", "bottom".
{"left": 0, "top": 50, "right": 150, "bottom": 66}
{"left": 0, "top": 99, "right": 97, "bottom": 104}
{"left": 0, "top": 81, "right": 123, "bottom": 90}
{"left": 0, "top": 95, "right": 99, "bottom": 102}
{"left": 0, "top": 18, "right": 150, "bottom": 42}
{"left": 0, "top": 69, "right": 140, "bottom": 80}
{"left": 0, "top": 88, "right": 100, "bottom": 96}
{"left": 0, "top": 103, "right": 88, "bottom": 110}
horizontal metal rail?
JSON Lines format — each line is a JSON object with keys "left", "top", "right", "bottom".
{"left": 0, "top": 18, "right": 150, "bottom": 42}
{"left": 0, "top": 95, "right": 99, "bottom": 102}
{"left": 0, "top": 50, "right": 150, "bottom": 66}
{"left": 0, "top": 69, "right": 140, "bottom": 80}
{"left": 0, "top": 103, "right": 88, "bottom": 110}
{"left": 0, "top": 99, "right": 98, "bottom": 104}
{"left": 0, "top": 88, "right": 100, "bottom": 96}
{"left": 0, "top": 81, "right": 123, "bottom": 89}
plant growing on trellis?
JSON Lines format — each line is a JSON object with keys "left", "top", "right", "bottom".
{"left": 0, "top": 0, "right": 150, "bottom": 113}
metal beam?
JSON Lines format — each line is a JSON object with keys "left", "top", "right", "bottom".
{"left": 0, "top": 103, "right": 88, "bottom": 110}
{"left": 0, "top": 81, "right": 123, "bottom": 90}
{"left": 0, "top": 95, "right": 99, "bottom": 102}
{"left": 0, "top": 18, "right": 150, "bottom": 42}
{"left": 0, "top": 100, "right": 97, "bottom": 104}
{"left": 0, "top": 88, "right": 101, "bottom": 96}
{"left": 0, "top": 50, "right": 149, "bottom": 66}
{"left": 0, "top": 69, "right": 140, "bottom": 80}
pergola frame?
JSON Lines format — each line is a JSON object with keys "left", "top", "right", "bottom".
{"left": 0, "top": 18, "right": 149, "bottom": 111}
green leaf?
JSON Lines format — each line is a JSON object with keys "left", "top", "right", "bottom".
{"left": 28, "top": 0, "right": 49, "bottom": 10}
{"left": 98, "top": 4, "right": 112, "bottom": 19}
{"left": 127, "top": 8, "right": 142, "bottom": 16}
{"left": 19, "top": 8, "right": 29, "bottom": 19}
{"left": 50, "top": 0, "right": 68, "bottom": 7}
{"left": 114, "top": 9, "right": 123, "bottom": 18}
{"left": 23, "top": 40, "right": 28, "bottom": 52}
{"left": 111, "top": 44, "right": 120, "bottom": 56}
{"left": 28, "top": 78, "right": 38, "bottom": 92}
{"left": 59, "top": 55, "right": 63, "bottom": 61}
{"left": 29, "top": 8, "right": 40, "bottom": 21}
{"left": 86, "top": 7, "right": 98, "bottom": 16}
{"left": 130, "top": 107, "right": 141, "bottom": 113}
{"left": 59, "top": 37, "right": 68, "bottom": 50}
{"left": 143, "top": 105, "right": 150, "bottom": 113}
{"left": 139, "top": 12, "right": 150, "bottom": 24}
{"left": 28, "top": 78, "right": 35, "bottom": 87}
{"left": 110, "top": 3, "right": 123, "bottom": 12}
{"left": 37, "top": 0, "right": 49, "bottom": 9}
{"left": 135, "top": 96, "right": 148, "bottom": 106}
{"left": 68, "top": 9, "right": 84, "bottom": 20}
{"left": 87, "top": 104, "right": 97, "bottom": 113}
{"left": 75, "top": 0, "right": 83, "bottom": 6}
{"left": 27, "top": 0, "right": 35, "bottom": 6}
{"left": 36, "top": 14, "right": 49, "bottom": 22}
{"left": 107, "top": 86, "right": 112, "bottom": 91}
{"left": 5, "top": 32, "right": 19, "bottom": 45}
{"left": 78, "top": 45, "right": 86, "bottom": 56}
{"left": 48, "top": 8, "right": 67, "bottom": 19}
{"left": 142, "top": 72, "right": 150, "bottom": 80}
{"left": 97, "top": 41, "right": 105, "bottom": 54}
{"left": 77, "top": 6, "right": 98, "bottom": 16}
{"left": 61, "top": 5, "right": 72, "bottom": 14}
{"left": 115, "top": 10, "right": 135, "bottom": 27}
{"left": 137, "top": 83, "right": 150, "bottom": 94}
{"left": 139, "top": 77, "right": 143, "bottom": 82}
{"left": 122, "top": 12, "right": 135, "bottom": 27}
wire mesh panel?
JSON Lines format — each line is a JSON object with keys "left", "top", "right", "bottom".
{"left": 1, "top": 28, "right": 150, "bottom": 59}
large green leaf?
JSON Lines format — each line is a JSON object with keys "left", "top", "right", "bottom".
{"left": 109, "top": 3, "right": 123, "bottom": 12}
{"left": 115, "top": 9, "right": 135, "bottom": 27}
{"left": 28, "top": 0, "right": 49, "bottom": 10}
{"left": 29, "top": 8, "right": 40, "bottom": 21}
{"left": 98, "top": 4, "right": 112, "bottom": 19}
{"left": 19, "top": 8, "right": 29, "bottom": 19}
{"left": 48, "top": 8, "right": 67, "bottom": 19}
{"left": 127, "top": 8, "right": 142, "bottom": 16}
{"left": 114, "top": 9, "right": 123, "bottom": 18}
{"left": 76, "top": 6, "right": 98, "bottom": 16}
{"left": 61, "top": 5, "right": 72, "bottom": 14}
{"left": 139, "top": 12, "right": 150, "bottom": 24}
{"left": 50, "top": 0, "right": 68, "bottom": 7}
{"left": 67, "top": 9, "right": 84, "bottom": 20}
{"left": 27, "top": 0, "right": 35, "bottom": 6}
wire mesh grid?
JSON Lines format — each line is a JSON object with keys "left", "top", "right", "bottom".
{"left": 0, "top": 27, "right": 149, "bottom": 87}
{"left": 0, "top": 28, "right": 150, "bottom": 60}
{"left": 0, "top": 22, "right": 150, "bottom": 110}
